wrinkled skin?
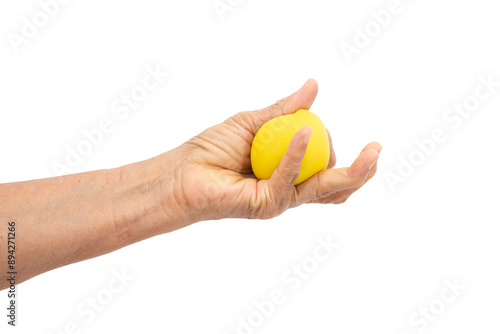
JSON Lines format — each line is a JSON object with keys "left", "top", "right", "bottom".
{"left": 164, "top": 79, "right": 381, "bottom": 223}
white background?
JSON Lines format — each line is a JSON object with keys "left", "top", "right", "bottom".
{"left": 1, "top": 0, "right": 499, "bottom": 333}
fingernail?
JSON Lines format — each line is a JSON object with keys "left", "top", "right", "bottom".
{"left": 302, "top": 127, "right": 313, "bottom": 145}
{"left": 369, "top": 160, "right": 377, "bottom": 170}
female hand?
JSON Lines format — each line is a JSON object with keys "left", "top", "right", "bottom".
{"left": 161, "top": 79, "right": 381, "bottom": 224}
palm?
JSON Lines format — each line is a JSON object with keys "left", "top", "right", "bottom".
{"left": 183, "top": 115, "right": 269, "bottom": 219}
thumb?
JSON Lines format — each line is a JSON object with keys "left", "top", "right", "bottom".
{"left": 267, "top": 126, "right": 313, "bottom": 196}
{"left": 241, "top": 79, "right": 319, "bottom": 134}
{"left": 278, "top": 78, "right": 319, "bottom": 115}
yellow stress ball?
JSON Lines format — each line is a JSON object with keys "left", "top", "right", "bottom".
{"left": 251, "top": 109, "right": 330, "bottom": 185}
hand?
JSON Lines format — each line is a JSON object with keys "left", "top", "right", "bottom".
{"left": 163, "top": 79, "right": 381, "bottom": 224}
{"left": 0, "top": 79, "right": 380, "bottom": 287}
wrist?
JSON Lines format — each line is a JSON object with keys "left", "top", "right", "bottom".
{"left": 109, "top": 149, "right": 196, "bottom": 248}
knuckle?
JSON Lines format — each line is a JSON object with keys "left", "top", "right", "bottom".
{"left": 231, "top": 111, "right": 246, "bottom": 123}
{"left": 266, "top": 103, "right": 281, "bottom": 116}
{"left": 273, "top": 98, "right": 286, "bottom": 111}
{"left": 312, "top": 174, "right": 324, "bottom": 200}
{"left": 275, "top": 161, "right": 299, "bottom": 186}
{"left": 229, "top": 111, "right": 254, "bottom": 130}
{"left": 354, "top": 176, "right": 367, "bottom": 187}
{"left": 284, "top": 150, "right": 302, "bottom": 170}
{"left": 347, "top": 170, "right": 366, "bottom": 188}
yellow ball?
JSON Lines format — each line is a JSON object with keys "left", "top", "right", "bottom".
{"left": 251, "top": 109, "right": 330, "bottom": 185}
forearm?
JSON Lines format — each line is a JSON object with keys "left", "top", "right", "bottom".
{"left": 0, "top": 150, "right": 189, "bottom": 289}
